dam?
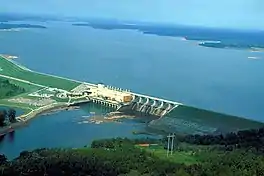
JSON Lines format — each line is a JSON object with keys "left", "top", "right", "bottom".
{"left": 66, "top": 83, "right": 264, "bottom": 134}
{"left": 0, "top": 54, "right": 263, "bottom": 135}
{"left": 70, "top": 83, "right": 181, "bottom": 117}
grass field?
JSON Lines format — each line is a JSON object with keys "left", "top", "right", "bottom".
{"left": 0, "top": 56, "right": 81, "bottom": 91}
{"left": 0, "top": 99, "right": 35, "bottom": 112}
{"left": 0, "top": 78, "right": 25, "bottom": 98}
{"left": 137, "top": 145, "right": 199, "bottom": 165}
{"left": 8, "top": 78, "right": 41, "bottom": 93}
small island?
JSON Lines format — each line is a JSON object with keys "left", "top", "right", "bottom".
{"left": 198, "top": 41, "right": 264, "bottom": 52}
{"left": 0, "top": 23, "right": 46, "bottom": 30}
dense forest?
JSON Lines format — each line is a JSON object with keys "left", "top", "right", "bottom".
{"left": 0, "top": 78, "right": 25, "bottom": 99}
{"left": 178, "top": 126, "right": 264, "bottom": 153}
{"left": 1, "top": 133, "right": 264, "bottom": 176}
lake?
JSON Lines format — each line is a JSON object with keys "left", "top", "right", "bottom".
{"left": 0, "top": 21, "right": 263, "bottom": 158}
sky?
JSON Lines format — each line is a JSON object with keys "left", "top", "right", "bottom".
{"left": 1, "top": 0, "right": 264, "bottom": 30}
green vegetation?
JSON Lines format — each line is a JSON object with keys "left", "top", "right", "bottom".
{"left": 0, "top": 100, "right": 35, "bottom": 111}
{"left": 139, "top": 145, "right": 199, "bottom": 165}
{"left": 198, "top": 42, "right": 264, "bottom": 51}
{"left": 0, "top": 57, "right": 87, "bottom": 112}
{"left": 1, "top": 137, "right": 264, "bottom": 176}
{"left": 8, "top": 79, "right": 41, "bottom": 93}
{"left": 0, "top": 78, "right": 25, "bottom": 99}
{"left": 179, "top": 126, "right": 264, "bottom": 154}
{"left": 0, "top": 108, "right": 16, "bottom": 126}
{"left": 0, "top": 56, "right": 81, "bottom": 91}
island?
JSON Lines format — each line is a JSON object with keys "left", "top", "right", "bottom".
{"left": 198, "top": 41, "right": 264, "bottom": 52}
{"left": 0, "top": 23, "right": 46, "bottom": 30}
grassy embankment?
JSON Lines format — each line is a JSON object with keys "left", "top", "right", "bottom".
{"left": 0, "top": 77, "right": 41, "bottom": 111}
{"left": 0, "top": 55, "right": 81, "bottom": 91}
{"left": 0, "top": 55, "right": 84, "bottom": 120}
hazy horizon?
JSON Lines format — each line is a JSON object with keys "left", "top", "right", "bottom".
{"left": 1, "top": 0, "right": 264, "bottom": 30}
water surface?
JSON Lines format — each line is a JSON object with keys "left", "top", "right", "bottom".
{"left": 0, "top": 21, "right": 264, "bottom": 157}
{"left": 0, "top": 104, "right": 151, "bottom": 159}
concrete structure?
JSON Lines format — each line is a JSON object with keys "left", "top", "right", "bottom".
{"left": 129, "top": 94, "right": 180, "bottom": 117}
{"left": 90, "top": 84, "right": 133, "bottom": 103}
{"left": 0, "top": 54, "right": 179, "bottom": 118}
{"left": 70, "top": 83, "right": 180, "bottom": 117}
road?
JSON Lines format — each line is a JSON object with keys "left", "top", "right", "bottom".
{"left": 1, "top": 54, "right": 89, "bottom": 87}
{"left": 0, "top": 73, "right": 47, "bottom": 88}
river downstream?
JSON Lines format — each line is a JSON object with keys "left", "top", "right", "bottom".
{"left": 0, "top": 104, "right": 153, "bottom": 159}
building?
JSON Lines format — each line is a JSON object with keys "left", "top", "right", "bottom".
{"left": 90, "top": 84, "right": 133, "bottom": 103}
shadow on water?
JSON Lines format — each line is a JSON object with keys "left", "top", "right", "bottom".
{"left": 0, "top": 131, "right": 15, "bottom": 144}
{"left": 8, "top": 131, "right": 15, "bottom": 143}
{"left": 0, "top": 135, "right": 5, "bottom": 143}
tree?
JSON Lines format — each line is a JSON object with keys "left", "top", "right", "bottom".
{"left": 0, "top": 110, "right": 5, "bottom": 126}
{"left": 8, "top": 108, "right": 16, "bottom": 123}
{"left": 2, "top": 109, "right": 7, "bottom": 119}
{"left": 0, "top": 154, "right": 7, "bottom": 165}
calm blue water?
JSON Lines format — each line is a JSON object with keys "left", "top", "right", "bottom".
{"left": 0, "top": 104, "right": 151, "bottom": 159}
{"left": 0, "top": 21, "right": 264, "bottom": 158}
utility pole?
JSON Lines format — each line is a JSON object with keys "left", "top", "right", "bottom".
{"left": 167, "top": 133, "right": 171, "bottom": 157}
{"left": 167, "top": 133, "right": 175, "bottom": 157}
{"left": 171, "top": 133, "right": 175, "bottom": 155}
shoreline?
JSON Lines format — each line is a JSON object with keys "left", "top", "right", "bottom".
{"left": 0, "top": 103, "right": 77, "bottom": 136}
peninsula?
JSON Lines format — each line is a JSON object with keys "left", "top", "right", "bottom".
{"left": 73, "top": 22, "right": 264, "bottom": 52}
{"left": 0, "top": 54, "right": 263, "bottom": 136}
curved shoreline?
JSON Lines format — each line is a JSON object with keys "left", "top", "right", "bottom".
{"left": 0, "top": 102, "right": 76, "bottom": 136}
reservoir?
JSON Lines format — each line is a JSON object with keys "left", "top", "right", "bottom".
{"left": 0, "top": 21, "right": 264, "bottom": 158}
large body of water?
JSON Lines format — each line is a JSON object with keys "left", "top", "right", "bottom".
{"left": 0, "top": 21, "right": 264, "bottom": 158}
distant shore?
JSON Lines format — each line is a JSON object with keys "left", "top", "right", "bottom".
{"left": 0, "top": 54, "right": 18, "bottom": 59}
{"left": 72, "top": 23, "right": 264, "bottom": 52}
{"left": 0, "top": 23, "right": 46, "bottom": 30}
